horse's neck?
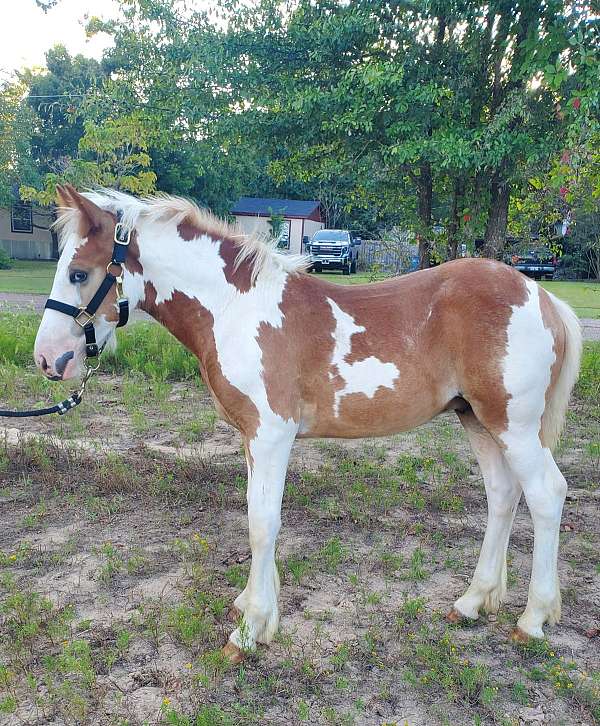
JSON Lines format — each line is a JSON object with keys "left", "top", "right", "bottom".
{"left": 131, "top": 224, "right": 288, "bottom": 362}
{"left": 132, "top": 224, "right": 248, "bottom": 313}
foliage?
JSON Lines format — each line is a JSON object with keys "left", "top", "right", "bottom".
{"left": 2, "top": 0, "right": 599, "bottom": 273}
{"left": 0, "top": 81, "right": 38, "bottom": 206}
{"left": 0, "top": 249, "right": 12, "bottom": 270}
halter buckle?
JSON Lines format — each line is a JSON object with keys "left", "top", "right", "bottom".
{"left": 114, "top": 222, "right": 131, "bottom": 245}
{"left": 75, "top": 308, "right": 95, "bottom": 328}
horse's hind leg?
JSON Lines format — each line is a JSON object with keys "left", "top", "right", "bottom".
{"left": 502, "top": 439, "right": 566, "bottom": 639}
{"left": 451, "top": 410, "right": 521, "bottom": 621}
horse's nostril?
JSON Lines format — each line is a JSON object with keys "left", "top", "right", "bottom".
{"left": 54, "top": 351, "right": 75, "bottom": 377}
{"left": 39, "top": 355, "right": 49, "bottom": 372}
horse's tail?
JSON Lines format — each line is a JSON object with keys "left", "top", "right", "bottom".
{"left": 541, "top": 291, "right": 583, "bottom": 450}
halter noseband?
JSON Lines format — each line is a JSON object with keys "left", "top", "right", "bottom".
{"left": 44, "top": 212, "right": 131, "bottom": 362}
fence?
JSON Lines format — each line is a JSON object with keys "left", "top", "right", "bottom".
{"left": 359, "top": 233, "right": 418, "bottom": 274}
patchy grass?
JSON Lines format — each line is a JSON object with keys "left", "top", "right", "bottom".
{"left": 0, "top": 372, "right": 597, "bottom": 725}
{"left": 0, "top": 278, "right": 597, "bottom": 725}
{"left": 578, "top": 341, "right": 600, "bottom": 403}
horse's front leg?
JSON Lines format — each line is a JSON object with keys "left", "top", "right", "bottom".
{"left": 224, "top": 425, "right": 296, "bottom": 662}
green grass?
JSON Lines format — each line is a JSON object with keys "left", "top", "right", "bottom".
{"left": 540, "top": 281, "right": 600, "bottom": 319}
{"left": 0, "top": 260, "right": 57, "bottom": 294}
{"left": 578, "top": 341, "right": 600, "bottom": 402}
{"left": 0, "top": 312, "right": 199, "bottom": 381}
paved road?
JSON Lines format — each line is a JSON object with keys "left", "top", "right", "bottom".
{"left": 0, "top": 292, "right": 598, "bottom": 340}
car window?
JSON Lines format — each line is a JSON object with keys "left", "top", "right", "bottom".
{"left": 313, "top": 230, "right": 349, "bottom": 242}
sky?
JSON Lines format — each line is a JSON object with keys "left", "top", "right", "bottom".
{"left": 0, "top": 0, "right": 121, "bottom": 77}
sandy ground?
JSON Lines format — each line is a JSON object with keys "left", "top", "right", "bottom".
{"left": 0, "top": 372, "right": 598, "bottom": 726}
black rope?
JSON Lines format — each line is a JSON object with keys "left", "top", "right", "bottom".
{"left": 0, "top": 393, "right": 82, "bottom": 418}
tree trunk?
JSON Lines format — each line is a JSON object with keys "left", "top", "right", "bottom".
{"left": 483, "top": 172, "right": 510, "bottom": 259}
{"left": 447, "top": 177, "right": 464, "bottom": 260}
{"left": 417, "top": 163, "right": 432, "bottom": 269}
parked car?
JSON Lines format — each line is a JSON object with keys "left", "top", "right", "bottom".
{"left": 309, "top": 229, "right": 361, "bottom": 275}
{"left": 510, "top": 248, "right": 556, "bottom": 280}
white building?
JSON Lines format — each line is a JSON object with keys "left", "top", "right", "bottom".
{"left": 231, "top": 197, "right": 324, "bottom": 255}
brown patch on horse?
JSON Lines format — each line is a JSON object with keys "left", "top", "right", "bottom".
{"left": 258, "top": 259, "right": 528, "bottom": 440}
{"left": 257, "top": 276, "right": 336, "bottom": 428}
{"left": 124, "top": 229, "right": 143, "bottom": 276}
{"left": 177, "top": 220, "right": 253, "bottom": 293}
{"left": 538, "top": 287, "right": 565, "bottom": 446}
{"left": 141, "top": 283, "right": 260, "bottom": 440}
{"left": 222, "top": 641, "right": 245, "bottom": 664}
{"left": 434, "top": 260, "right": 528, "bottom": 440}
{"left": 68, "top": 217, "right": 142, "bottom": 323}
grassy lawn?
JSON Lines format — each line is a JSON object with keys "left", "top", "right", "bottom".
{"left": 540, "top": 280, "right": 600, "bottom": 319}
{"left": 0, "top": 260, "right": 57, "bottom": 294}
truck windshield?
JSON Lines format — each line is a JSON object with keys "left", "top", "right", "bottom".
{"left": 313, "top": 231, "right": 349, "bottom": 242}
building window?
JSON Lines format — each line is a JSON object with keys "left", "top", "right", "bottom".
{"left": 11, "top": 203, "right": 33, "bottom": 233}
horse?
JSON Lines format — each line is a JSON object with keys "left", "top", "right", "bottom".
{"left": 34, "top": 185, "right": 582, "bottom": 663}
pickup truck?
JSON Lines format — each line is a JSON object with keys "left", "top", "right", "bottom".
{"left": 309, "top": 229, "right": 361, "bottom": 275}
{"left": 510, "top": 250, "right": 556, "bottom": 280}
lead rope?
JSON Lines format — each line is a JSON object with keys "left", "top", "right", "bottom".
{"left": 0, "top": 362, "right": 98, "bottom": 418}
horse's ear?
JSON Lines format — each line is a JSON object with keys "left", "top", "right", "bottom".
{"left": 63, "top": 184, "right": 112, "bottom": 236}
{"left": 55, "top": 184, "right": 75, "bottom": 220}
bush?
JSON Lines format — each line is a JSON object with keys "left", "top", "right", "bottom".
{"left": 0, "top": 248, "right": 12, "bottom": 270}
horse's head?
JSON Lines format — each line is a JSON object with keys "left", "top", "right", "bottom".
{"left": 34, "top": 185, "right": 125, "bottom": 381}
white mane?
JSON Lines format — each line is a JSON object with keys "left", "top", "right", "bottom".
{"left": 55, "top": 188, "right": 308, "bottom": 281}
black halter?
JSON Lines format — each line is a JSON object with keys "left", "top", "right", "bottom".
{"left": 44, "top": 212, "right": 131, "bottom": 359}
{"left": 0, "top": 213, "right": 131, "bottom": 418}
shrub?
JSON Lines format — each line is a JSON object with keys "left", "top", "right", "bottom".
{"left": 0, "top": 248, "right": 12, "bottom": 270}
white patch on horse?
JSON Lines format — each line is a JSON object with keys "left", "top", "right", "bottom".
{"left": 137, "top": 220, "right": 298, "bottom": 442}
{"left": 500, "top": 278, "right": 555, "bottom": 450}
{"left": 327, "top": 298, "right": 399, "bottom": 416}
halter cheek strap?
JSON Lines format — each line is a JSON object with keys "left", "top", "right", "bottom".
{"left": 44, "top": 212, "right": 131, "bottom": 360}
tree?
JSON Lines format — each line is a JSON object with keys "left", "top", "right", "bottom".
{"left": 21, "top": 45, "right": 106, "bottom": 176}
{"left": 0, "top": 80, "right": 38, "bottom": 206}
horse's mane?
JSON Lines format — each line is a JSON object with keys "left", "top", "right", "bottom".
{"left": 55, "top": 189, "right": 308, "bottom": 282}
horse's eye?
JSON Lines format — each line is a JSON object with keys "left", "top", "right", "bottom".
{"left": 69, "top": 270, "right": 88, "bottom": 284}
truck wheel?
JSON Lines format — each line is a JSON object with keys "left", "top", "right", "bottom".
{"left": 350, "top": 259, "right": 357, "bottom": 273}
{"left": 314, "top": 263, "right": 322, "bottom": 273}
{"left": 343, "top": 262, "right": 350, "bottom": 275}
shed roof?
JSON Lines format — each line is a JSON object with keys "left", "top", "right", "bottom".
{"left": 231, "top": 197, "right": 321, "bottom": 218}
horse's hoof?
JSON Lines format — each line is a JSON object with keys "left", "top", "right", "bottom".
{"left": 509, "top": 627, "right": 531, "bottom": 644}
{"left": 228, "top": 605, "right": 242, "bottom": 622}
{"left": 222, "top": 641, "right": 245, "bottom": 664}
{"left": 446, "top": 607, "right": 466, "bottom": 624}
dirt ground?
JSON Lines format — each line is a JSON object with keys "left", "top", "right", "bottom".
{"left": 0, "top": 372, "right": 598, "bottom": 726}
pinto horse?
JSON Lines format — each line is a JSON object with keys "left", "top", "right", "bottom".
{"left": 35, "top": 186, "right": 582, "bottom": 662}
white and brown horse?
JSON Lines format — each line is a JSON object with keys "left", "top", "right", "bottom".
{"left": 35, "top": 186, "right": 582, "bottom": 661}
